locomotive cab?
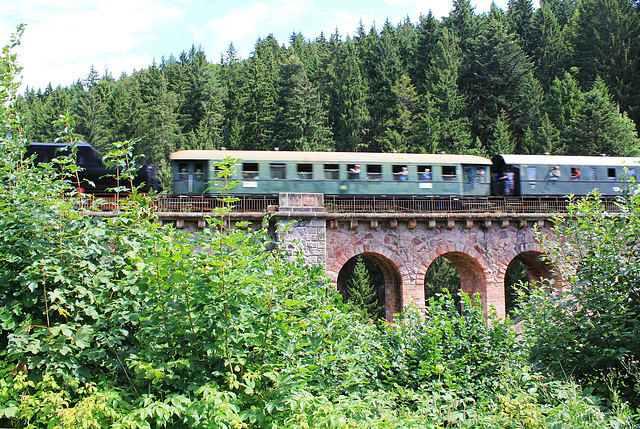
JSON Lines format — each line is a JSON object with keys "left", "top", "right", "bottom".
{"left": 25, "top": 142, "right": 163, "bottom": 194}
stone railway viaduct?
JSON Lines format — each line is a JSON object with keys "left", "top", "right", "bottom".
{"left": 159, "top": 193, "right": 560, "bottom": 321}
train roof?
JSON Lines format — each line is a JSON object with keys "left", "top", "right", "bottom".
{"left": 29, "top": 141, "right": 94, "bottom": 147}
{"left": 170, "top": 150, "right": 492, "bottom": 165}
{"left": 494, "top": 154, "right": 640, "bottom": 168}
{"left": 26, "top": 141, "right": 103, "bottom": 165}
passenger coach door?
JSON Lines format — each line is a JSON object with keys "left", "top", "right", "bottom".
{"left": 463, "top": 167, "right": 483, "bottom": 195}
{"left": 191, "top": 162, "right": 207, "bottom": 194}
{"left": 176, "top": 161, "right": 207, "bottom": 194}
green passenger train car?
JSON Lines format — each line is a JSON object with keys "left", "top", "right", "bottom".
{"left": 170, "top": 150, "right": 493, "bottom": 197}
{"left": 492, "top": 154, "right": 640, "bottom": 196}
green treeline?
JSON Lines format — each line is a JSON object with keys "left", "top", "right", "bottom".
{"left": 16, "top": 0, "right": 640, "bottom": 172}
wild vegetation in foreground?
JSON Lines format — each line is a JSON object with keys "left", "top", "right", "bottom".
{"left": 1, "top": 28, "right": 639, "bottom": 428}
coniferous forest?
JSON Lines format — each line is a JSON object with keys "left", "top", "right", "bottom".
{"left": 16, "top": 0, "right": 640, "bottom": 178}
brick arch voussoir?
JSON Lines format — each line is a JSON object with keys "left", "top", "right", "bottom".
{"left": 332, "top": 249, "right": 406, "bottom": 321}
{"left": 327, "top": 246, "right": 405, "bottom": 287}
{"left": 497, "top": 243, "right": 562, "bottom": 290}
{"left": 497, "top": 242, "right": 547, "bottom": 277}
{"left": 417, "top": 243, "right": 490, "bottom": 283}
{"left": 417, "top": 244, "right": 491, "bottom": 309}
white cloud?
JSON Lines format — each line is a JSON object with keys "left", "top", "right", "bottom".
{"left": 1, "top": 0, "right": 531, "bottom": 90}
{"left": 199, "top": 0, "right": 316, "bottom": 58}
{"left": 384, "top": 0, "right": 438, "bottom": 16}
{"left": 2, "top": 0, "right": 184, "bottom": 90}
{"left": 200, "top": 2, "right": 271, "bottom": 57}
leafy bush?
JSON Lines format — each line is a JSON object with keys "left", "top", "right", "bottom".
{"left": 0, "top": 27, "right": 632, "bottom": 428}
{"left": 520, "top": 188, "right": 640, "bottom": 411}
{"left": 370, "top": 293, "right": 515, "bottom": 393}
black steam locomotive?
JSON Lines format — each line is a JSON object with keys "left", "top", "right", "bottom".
{"left": 26, "top": 142, "right": 163, "bottom": 194}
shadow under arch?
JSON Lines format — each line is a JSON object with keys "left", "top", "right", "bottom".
{"left": 423, "top": 251, "right": 488, "bottom": 311}
{"left": 502, "top": 249, "right": 562, "bottom": 320}
{"left": 513, "top": 251, "right": 560, "bottom": 287}
{"left": 336, "top": 252, "right": 403, "bottom": 321}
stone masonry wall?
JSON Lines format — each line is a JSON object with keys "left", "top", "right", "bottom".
{"left": 162, "top": 192, "right": 559, "bottom": 320}
{"left": 324, "top": 218, "right": 556, "bottom": 319}
{"left": 275, "top": 193, "right": 327, "bottom": 267}
{"left": 276, "top": 219, "right": 327, "bottom": 266}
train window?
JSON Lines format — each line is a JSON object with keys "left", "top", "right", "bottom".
{"left": 476, "top": 167, "right": 486, "bottom": 182}
{"left": 418, "top": 165, "right": 432, "bottom": 180}
{"left": 270, "top": 163, "right": 286, "bottom": 179}
{"left": 570, "top": 167, "right": 581, "bottom": 180}
{"left": 367, "top": 165, "right": 382, "bottom": 180}
{"left": 347, "top": 164, "right": 361, "bottom": 180}
{"left": 178, "top": 163, "right": 188, "bottom": 180}
{"left": 392, "top": 165, "right": 409, "bottom": 181}
{"left": 297, "top": 164, "right": 313, "bottom": 179}
{"left": 242, "top": 163, "right": 259, "bottom": 179}
{"left": 608, "top": 168, "right": 616, "bottom": 180}
{"left": 442, "top": 166, "right": 457, "bottom": 181}
{"left": 463, "top": 167, "right": 472, "bottom": 183}
{"left": 324, "top": 164, "right": 339, "bottom": 180}
{"left": 590, "top": 168, "right": 597, "bottom": 180}
{"left": 194, "top": 163, "right": 204, "bottom": 179}
{"left": 526, "top": 167, "right": 537, "bottom": 181}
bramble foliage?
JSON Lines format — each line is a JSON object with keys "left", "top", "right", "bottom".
{"left": 520, "top": 185, "right": 640, "bottom": 410}
{"left": 0, "top": 27, "right": 632, "bottom": 428}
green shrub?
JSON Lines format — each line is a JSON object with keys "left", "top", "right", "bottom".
{"left": 519, "top": 189, "right": 640, "bottom": 411}
{"left": 0, "top": 26, "right": 632, "bottom": 428}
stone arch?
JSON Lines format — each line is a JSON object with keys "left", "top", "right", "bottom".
{"left": 419, "top": 248, "right": 489, "bottom": 313}
{"left": 516, "top": 251, "right": 559, "bottom": 286}
{"left": 499, "top": 243, "right": 562, "bottom": 290}
{"left": 330, "top": 251, "right": 404, "bottom": 321}
{"left": 496, "top": 243, "right": 563, "bottom": 318}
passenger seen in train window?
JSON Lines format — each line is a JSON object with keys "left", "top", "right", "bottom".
{"left": 398, "top": 166, "right": 409, "bottom": 180}
{"left": 477, "top": 168, "right": 485, "bottom": 182}
{"left": 421, "top": 168, "right": 431, "bottom": 180}
{"left": 571, "top": 168, "right": 581, "bottom": 179}
{"left": 505, "top": 168, "right": 515, "bottom": 195}
{"left": 548, "top": 166, "right": 560, "bottom": 180}
{"left": 179, "top": 164, "right": 188, "bottom": 179}
{"left": 349, "top": 164, "right": 361, "bottom": 180}
{"left": 496, "top": 171, "right": 508, "bottom": 194}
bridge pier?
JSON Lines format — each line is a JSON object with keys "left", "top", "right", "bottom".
{"left": 276, "top": 193, "right": 327, "bottom": 267}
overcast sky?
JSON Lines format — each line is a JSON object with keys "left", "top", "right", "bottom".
{"left": 1, "top": 0, "right": 519, "bottom": 91}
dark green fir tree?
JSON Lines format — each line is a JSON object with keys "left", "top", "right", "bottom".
{"left": 347, "top": 257, "right": 384, "bottom": 321}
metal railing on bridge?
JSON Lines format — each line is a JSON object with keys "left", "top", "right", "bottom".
{"left": 78, "top": 195, "right": 278, "bottom": 213}
{"left": 156, "top": 196, "right": 278, "bottom": 213}
{"left": 78, "top": 195, "right": 620, "bottom": 215}
{"left": 322, "top": 196, "right": 619, "bottom": 214}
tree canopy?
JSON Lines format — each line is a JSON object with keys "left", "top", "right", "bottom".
{"left": 15, "top": 0, "right": 640, "bottom": 181}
